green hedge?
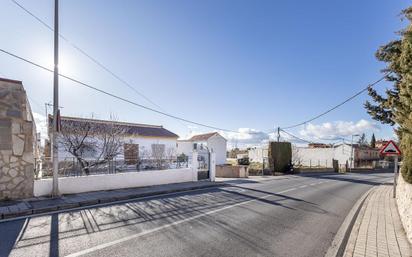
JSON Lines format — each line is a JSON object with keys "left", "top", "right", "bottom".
{"left": 401, "top": 133, "right": 412, "bottom": 183}
{"left": 268, "top": 142, "right": 292, "bottom": 173}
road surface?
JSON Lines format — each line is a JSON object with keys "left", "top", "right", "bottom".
{"left": 0, "top": 171, "right": 393, "bottom": 257}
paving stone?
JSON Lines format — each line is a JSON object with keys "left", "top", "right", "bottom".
{"left": 344, "top": 185, "right": 412, "bottom": 257}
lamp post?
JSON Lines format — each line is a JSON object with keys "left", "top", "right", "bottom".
{"left": 349, "top": 134, "right": 360, "bottom": 172}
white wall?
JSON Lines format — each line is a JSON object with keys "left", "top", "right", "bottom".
{"left": 124, "top": 136, "right": 177, "bottom": 156}
{"left": 207, "top": 135, "right": 227, "bottom": 165}
{"left": 176, "top": 141, "right": 193, "bottom": 157}
{"left": 333, "top": 144, "right": 354, "bottom": 168}
{"left": 295, "top": 148, "right": 335, "bottom": 168}
{"left": 295, "top": 144, "right": 356, "bottom": 168}
{"left": 249, "top": 148, "right": 268, "bottom": 163}
{"left": 34, "top": 168, "right": 196, "bottom": 196}
{"left": 396, "top": 174, "right": 412, "bottom": 244}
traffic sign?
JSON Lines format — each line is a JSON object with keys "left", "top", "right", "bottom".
{"left": 380, "top": 140, "right": 401, "bottom": 156}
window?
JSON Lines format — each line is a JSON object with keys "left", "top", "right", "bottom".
{"left": 124, "top": 143, "right": 139, "bottom": 164}
{"left": 151, "top": 144, "right": 165, "bottom": 155}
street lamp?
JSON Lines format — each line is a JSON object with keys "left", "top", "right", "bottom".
{"left": 349, "top": 134, "right": 360, "bottom": 172}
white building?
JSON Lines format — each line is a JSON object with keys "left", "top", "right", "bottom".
{"left": 47, "top": 116, "right": 179, "bottom": 162}
{"left": 177, "top": 132, "right": 227, "bottom": 165}
{"left": 248, "top": 143, "right": 380, "bottom": 169}
{"left": 248, "top": 147, "right": 268, "bottom": 163}
{"left": 295, "top": 143, "right": 380, "bottom": 169}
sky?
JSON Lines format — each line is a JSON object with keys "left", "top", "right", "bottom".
{"left": 0, "top": 0, "right": 409, "bottom": 148}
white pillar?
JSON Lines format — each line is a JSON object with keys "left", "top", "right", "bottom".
{"left": 192, "top": 151, "right": 198, "bottom": 182}
{"left": 210, "top": 152, "right": 216, "bottom": 182}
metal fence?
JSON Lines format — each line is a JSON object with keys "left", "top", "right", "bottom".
{"left": 38, "top": 157, "right": 189, "bottom": 179}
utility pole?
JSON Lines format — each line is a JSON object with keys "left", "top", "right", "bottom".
{"left": 349, "top": 134, "right": 359, "bottom": 172}
{"left": 277, "top": 127, "right": 280, "bottom": 142}
{"left": 51, "top": 0, "right": 59, "bottom": 197}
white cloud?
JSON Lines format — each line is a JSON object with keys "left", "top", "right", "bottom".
{"left": 222, "top": 128, "right": 270, "bottom": 147}
{"left": 299, "top": 119, "right": 380, "bottom": 140}
{"left": 33, "top": 112, "right": 48, "bottom": 145}
{"left": 183, "top": 119, "right": 380, "bottom": 149}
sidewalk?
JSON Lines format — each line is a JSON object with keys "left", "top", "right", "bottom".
{"left": 0, "top": 181, "right": 222, "bottom": 220}
{"left": 343, "top": 185, "right": 411, "bottom": 257}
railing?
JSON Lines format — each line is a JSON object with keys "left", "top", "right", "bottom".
{"left": 37, "top": 157, "right": 189, "bottom": 179}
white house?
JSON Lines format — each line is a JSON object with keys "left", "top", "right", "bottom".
{"left": 248, "top": 146, "right": 268, "bottom": 163}
{"left": 47, "top": 116, "right": 179, "bottom": 162}
{"left": 248, "top": 143, "right": 380, "bottom": 169}
{"left": 177, "top": 132, "right": 227, "bottom": 165}
{"left": 295, "top": 143, "right": 380, "bottom": 169}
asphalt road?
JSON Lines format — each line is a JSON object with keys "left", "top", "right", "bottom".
{"left": 0, "top": 171, "right": 393, "bottom": 257}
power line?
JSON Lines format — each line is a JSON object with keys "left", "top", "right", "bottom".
{"left": 279, "top": 129, "right": 313, "bottom": 144}
{"left": 11, "top": 0, "right": 391, "bottom": 137}
{"left": 280, "top": 128, "right": 348, "bottom": 144}
{"left": 10, "top": 0, "right": 185, "bottom": 125}
{"left": 280, "top": 74, "right": 390, "bottom": 129}
{"left": 0, "top": 48, "right": 241, "bottom": 133}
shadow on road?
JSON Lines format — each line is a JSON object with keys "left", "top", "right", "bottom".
{"left": 0, "top": 218, "right": 29, "bottom": 257}
{"left": 49, "top": 214, "right": 59, "bottom": 257}
{"left": 217, "top": 179, "right": 260, "bottom": 185}
{"left": 3, "top": 184, "right": 328, "bottom": 255}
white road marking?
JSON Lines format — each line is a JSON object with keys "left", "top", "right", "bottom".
{"left": 298, "top": 185, "right": 307, "bottom": 189}
{"left": 222, "top": 188, "right": 246, "bottom": 193}
{"left": 277, "top": 188, "right": 296, "bottom": 194}
{"left": 65, "top": 186, "right": 301, "bottom": 257}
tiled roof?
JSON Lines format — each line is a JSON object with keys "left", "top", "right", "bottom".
{"left": 49, "top": 115, "right": 179, "bottom": 138}
{"left": 0, "top": 77, "right": 22, "bottom": 84}
{"left": 189, "top": 132, "right": 220, "bottom": 141}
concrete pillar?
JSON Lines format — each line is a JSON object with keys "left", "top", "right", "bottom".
{"left": 191, "top": 151, "right": 198, "bottom": 182}
{"left": 210, "top": 152, "right": 216, "bottom": 182}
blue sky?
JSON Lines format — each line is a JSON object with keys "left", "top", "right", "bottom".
{"left": 0, "top": 0, "right": 409, "bottom": 146}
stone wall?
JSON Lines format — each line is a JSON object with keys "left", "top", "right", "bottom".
{"left": 0, "top": 78, "right": 35, "bottom": 200}
{"left": 396, "top": 174, "right": 412, "bottom": 244}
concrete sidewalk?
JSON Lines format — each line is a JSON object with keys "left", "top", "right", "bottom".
{"left": 344, "top": 185, "right": 411, "bottom": 257}
{"left": 0, "top": 181, "right": 222, "bottom": 220}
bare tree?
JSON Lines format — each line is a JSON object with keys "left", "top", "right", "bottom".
{"left": 58, "top": 116, "right": 125, "bottom": 175}
{"left": 151, "top": 144, "right": 166, "bottom": 169}
{"left": 165, "top": 147, "right": 176, "bottom": 160}
{"left": 357, "top": 133, "right": 369, "bottom": 147}
{"left": 149, "top": 145, "right": 177, "bottom": 170}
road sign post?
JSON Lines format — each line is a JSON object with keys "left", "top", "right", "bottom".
{"left": 394, "top": 156, "right": 398, "bottom": 198}
{"left": 379, "top": 140, "right": 402, "bottom": 198}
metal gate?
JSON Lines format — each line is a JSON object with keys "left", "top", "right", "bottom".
{"left": 197, "top": 150, "right": 210, "bottom": 180}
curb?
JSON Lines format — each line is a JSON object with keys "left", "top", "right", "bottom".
{"left": 324, "top": 187, "right": 375, "bottom": 257}
{"left": 0, "top": 183, "right": 225, "bottom": 222}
